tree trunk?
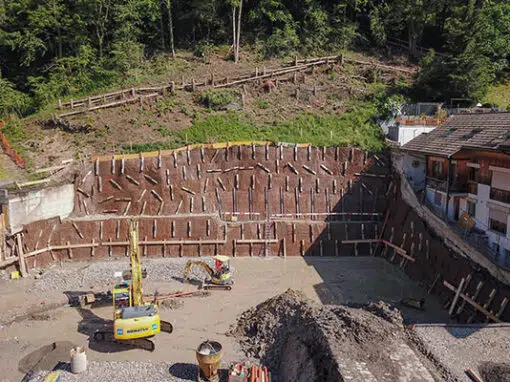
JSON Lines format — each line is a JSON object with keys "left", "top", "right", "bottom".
{"left": 235, "top": 0, "right": 243, "bottom": 63}
{"left": 232, "top": 6, "right": 237, "bottom": 60}
{"left": 159, "top": 1, "right": 166, "bottom": 50}
{"left": 408, "top": 23, "right": 418, "bottom": 58}
{"left": 52, "top": 0, "right": 62, "bottom": 58}
{"left": 166, "top": 0, "right": 175, "bottom": 58}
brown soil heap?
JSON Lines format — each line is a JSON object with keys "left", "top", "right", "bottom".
{"left": 229, "top": 289, "right": 437, "bottom": 382}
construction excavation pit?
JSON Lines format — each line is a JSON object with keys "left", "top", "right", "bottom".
{"left": 1, "top": 143, "right": 510, "bottom": 381}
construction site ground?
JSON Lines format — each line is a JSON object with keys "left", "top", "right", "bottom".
{"left": 0, "top": 256, "right": 458, "bottom": 381}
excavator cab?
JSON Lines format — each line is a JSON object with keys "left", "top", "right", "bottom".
{"left": 112, "top": 282, "right": 131, "bottom": 310}
{"left": 211, "top": 255, "right": 232, "bottom": 285}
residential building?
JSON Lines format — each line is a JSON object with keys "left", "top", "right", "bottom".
{"left": 384, "top": 103, "right": 444, "bottom": 146}
{"left": 401, "top": 113, "right": 510, "bottom": 267}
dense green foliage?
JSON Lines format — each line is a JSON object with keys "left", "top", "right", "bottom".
{"left": 199, "top": 89, "right": 240, "bottom": 110}
{"left": 124, "top": 100, "right": 385, "bottom": 153}
{"left": 1, "top": 0, "right": 510, "bottom": 119}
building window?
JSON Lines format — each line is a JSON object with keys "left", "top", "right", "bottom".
{"left": 490, "top": 219, "right": 507, "bottom": 235}
{"left": 431, "top": 161, "right": 443, "bottom": 179}
{"left": 469, "top": 167, "right": 479, "bottom": 182}
{"left": 434, "top": 191, "right": 442, "bottom": 206}
{"left": 466, "top": 201, "right": 476, "bottom": 217}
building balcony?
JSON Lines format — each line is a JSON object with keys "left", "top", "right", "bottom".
{"left": 426, "top": 176, "right": 468, "bottom": 193}
{"left": 426, "top": 176, "right": 447, "bottom": 192}
{"left": 450, "top": 182, "right": 469, "bottom": 193}
{"left": 490, "top": 188, "right": 510, "bottom": 205}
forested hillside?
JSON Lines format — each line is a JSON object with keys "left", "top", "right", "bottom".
{"left": 1, "top": 0, "right": 510, "bottom": 120}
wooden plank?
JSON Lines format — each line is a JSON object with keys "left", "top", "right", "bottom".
{"left": 449, "top": 277, "right": 465, "bottom": 316}
{"left": 17, "top": 234, "right": 28, "bottom": 277}
{"left": 342, "top": 239, "right": 379, "bottom": 244}
{"left": 443, "top": 280, "right": 502, "bottom": 323}
{"left": 34, "top": 164, "right": 70, "bottom": 174}
{"left": 236, "top": 239, "right": 279, "bottom": 244}
{"left": 465, "top": 369, "right": 483, "bottom": 382}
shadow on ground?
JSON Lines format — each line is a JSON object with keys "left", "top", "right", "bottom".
{"left": 18, "top": 342, "right": 74, "bottom": 374}
{"left": 169, "top": 363, "right": 230, "bottom": 382}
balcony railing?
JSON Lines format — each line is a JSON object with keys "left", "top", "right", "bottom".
{"left": 450, "top": 181, "right": 469, "bottom": 193}
{"left": 468, "top": 182, "right": 478, "bottom": 195}
{"left": 490, "top": 188, "right": 510, "bottom": 205}
{"left": 423, "top": 198, "right": 510, "bottom": 271}
{"left": 426, "top": 176, "right": 447, "bottom": 191}
{"left": 427, "top": 176, "right": 469, "bottom": 193}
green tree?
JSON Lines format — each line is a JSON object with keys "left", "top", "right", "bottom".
{"left": 0, "top": 76, "right": 31, "bottom": 118}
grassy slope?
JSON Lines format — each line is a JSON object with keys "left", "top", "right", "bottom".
{"left": 5, "top": 51, "right": 415, "bottom": 177}
{"left": 126, "top": 101, "right": 385, "bottom": 154}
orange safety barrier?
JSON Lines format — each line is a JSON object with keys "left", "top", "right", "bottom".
{"left": 0, "top": 120, "right": 26, "bottom": 169}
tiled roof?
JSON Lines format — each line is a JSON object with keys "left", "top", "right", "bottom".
{"left": 401, "top": 113, "right": 510, "bottom": 157}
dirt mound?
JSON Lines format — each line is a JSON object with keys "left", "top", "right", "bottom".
{"left": 480, "top": 362, "right": 510, "bottom": 382}
{"left": 352, "top": 300, "right": 404, "bottom": 326}
{"left": 229, "top": 289, "right": 433, "bottom": 382}
{"left": 159, "top": 299, "right": 184, "bottom": 311}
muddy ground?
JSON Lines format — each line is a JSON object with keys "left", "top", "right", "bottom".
{"left": 0, "top": 256, "right": 448, "bottom": 381}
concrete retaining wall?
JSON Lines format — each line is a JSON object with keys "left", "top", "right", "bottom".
{"left": 1, "top": 184, "right": 75, "bottom": 234}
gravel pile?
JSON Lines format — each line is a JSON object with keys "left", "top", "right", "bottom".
{"left": 32, "top": 257, "right": 216, "bottom": 292}
{"left": 229, "top": 289, "right": 436, "bottom": 382}
{"left": 413, "top": 325, "right": 510, "bottom": 382}
{"left": 28, "top": 361, "right": 199, "bottom": 382}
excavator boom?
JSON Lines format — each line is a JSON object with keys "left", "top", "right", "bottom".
{"left": 183, "top": 261, "right": 214, "bottom": 279}
{"left": 129, "top": 219, "right": 144, "bottom": 307}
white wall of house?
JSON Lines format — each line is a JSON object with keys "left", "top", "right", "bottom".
{"left": 426, "top": 187, "right": 446, "bottom": 214}
{"left": 461, "top": 183, "right": 510, "bottom": 266}
{"left": 388, "top": 125, "right": 436, "bottom": 146}
{"left": 402, "top": 154, "right": 426, "bottom": 191}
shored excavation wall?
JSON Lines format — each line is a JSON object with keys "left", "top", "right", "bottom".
{"left": 21, "top": 144, "right": 390, "bottom": 269}
{"left": 380, "top": 174, "right": 510, "bottom": 322}
{"left": 13, "top": 143, "right": 510, "bottom": 323}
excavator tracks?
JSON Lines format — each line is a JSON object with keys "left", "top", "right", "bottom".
{"left": 93, "top": 330, "right": 156, "bottom": 352}
{"left": 92, "top": 321, "right": 172, "bottom": 352}
{"left": 203, "top": 284, "right": 232, "bottom": 291}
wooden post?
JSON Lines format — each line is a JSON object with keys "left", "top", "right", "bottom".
{"left": 449, "top": 278, "right": 466, "bottom": 316}
{"left": 17, "top": 234, "right": 28, "bottom": 277}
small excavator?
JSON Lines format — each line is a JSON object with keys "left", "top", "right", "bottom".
{"left": 93, "top": 219, "right": 173, "bottom": 351}
{"left": 183, "top": 255, "right": 234, "bottom": 290}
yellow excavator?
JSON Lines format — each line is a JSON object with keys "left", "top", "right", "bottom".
{"left": 183, "top": 255, "right": 233, "bottom": 290}
{"left": 93, "top": 219, "right": 173, "bottom": 351}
